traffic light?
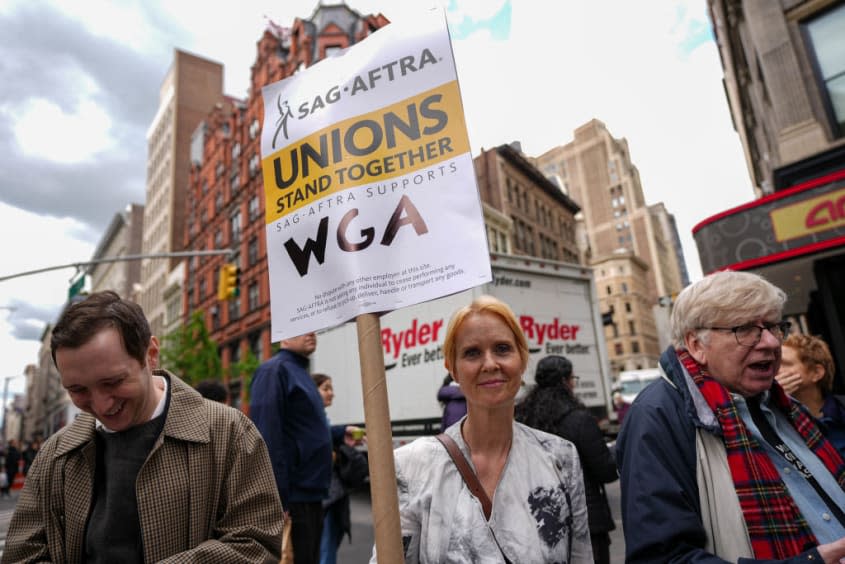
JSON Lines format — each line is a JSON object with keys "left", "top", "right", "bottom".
{"left": 217, "top": 263, "right": 241, "bottom": 301}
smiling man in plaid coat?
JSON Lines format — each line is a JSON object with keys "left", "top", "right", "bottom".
{"left": 2, "top": 291, "right": 282, "bottom": 563}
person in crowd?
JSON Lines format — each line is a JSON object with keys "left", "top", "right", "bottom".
{"left": 311, "top": 373, "right": 366, "bottom": 564}
{"left": 616, "top": 270, "right": 845, "bottom": 562}
{"left": 4, "top": 291, "right": 282, "bottom": 562}
{"left": 195, "top": 379, "right": 229, "bottom": 404}
{"left": 516, "top": 355, "right": 619, "bottom": 564}
{"left": 611, "top": 391, "right": 630, "bottom": 426}
{"left": 251, "top": 332, "right": 332, "bottom": 564}
{"left": 777, "top": 333, "right": 845, "bottom": 457}
{"left": 437, "top": 372, "right": 467, "bottom": 431}
{"left": 22, "top": 438, "right": 41, "bottom": 476}
{"left": 374, "top": 295, "right": 593, "bottom": 563}
{"left": 0, "top": 465, "right": 8, "bottom": 498}
{"left": 3, "top": 439, "right": 20, "bottom": 493}
{"left": 0, "top": 444, "right": 10, "bottom": 498}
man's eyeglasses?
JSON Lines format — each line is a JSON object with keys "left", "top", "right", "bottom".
{"left": 702, "top": 321, "right": 792, "bottom": 347}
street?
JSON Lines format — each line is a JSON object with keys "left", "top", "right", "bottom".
{"left": 0, "top": 491, "right": 18, "bottom": 559}
{"left": 0, "top": 482, "right": 625, "bottom": 562}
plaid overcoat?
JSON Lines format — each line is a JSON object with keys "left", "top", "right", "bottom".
{"left": 2, "top": 371, "right": 283, "bottom": 563}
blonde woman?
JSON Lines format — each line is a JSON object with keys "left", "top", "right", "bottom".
{"left": 373, "top": 295, "right": 592, "bottom": 563}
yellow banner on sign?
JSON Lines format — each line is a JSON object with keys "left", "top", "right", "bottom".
{"left": 262, "top": 80, "right": 469, "bottom": 223}
{"left": 770, "top": 186, "right": 845, "bottom": 242}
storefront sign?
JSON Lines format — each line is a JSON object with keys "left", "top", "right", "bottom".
{"left": 694, "top": 170, "right": 845, "bottom": 273}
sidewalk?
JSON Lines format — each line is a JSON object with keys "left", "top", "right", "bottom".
{"left": 0, "top": 490, "right": 19, "bottom": 513}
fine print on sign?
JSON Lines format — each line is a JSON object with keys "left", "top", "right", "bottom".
{"left": 260, "top": 8, "right": 491, "bottom": 341}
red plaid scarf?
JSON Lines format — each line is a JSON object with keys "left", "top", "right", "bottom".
{"left": 679, "top": 349, "right": 845, "bottom": 558}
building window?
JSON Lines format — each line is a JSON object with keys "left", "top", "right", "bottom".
{"left": 228, "top": 296, "right": 240, "bottom": 322}
{"left": 214, "top": 229, "right": 223, "bottom": 249}
{"left": 805, "top": 3, "right": 845, "bottom": 135}
{"left": 499, "top": 232, "right": 508, "bottom": 253}
{"left": 249, "top": 118, "right": 260, "bottom": 140}
{"left": 248, "top": 330, "right": 263, "bottom": 361}
{"left": 632, "top": 341, "right": 640, "bottom": 354}
{"left": 199, "top": 277, "right": 207, "bottom": 299}
{"left": 230, "top": 211, "right": 242, "bottom": 244}
{"left": 215, "top": 191, "right": 223, "bottom": 213}
{"left": 629, "top": 320, "right": 636, "bottom": 335}
{"left": 232, "top": 142, "right": 241, "bottom": 159}
{"left": 211, "top": 305, "right": 219, "bottom": 330}
{"left": 625, "top": 302, "right": 632, "bottom": 313}
{"left": 614, "top": 342, "right": 624, "bottom": 355}
{"left": 606, "top": 285, "right": 612, "bottom": 295}
{"left": 248, "top": 153, "right": 260, "bottom": 178}
{"left": 248, "top": 236, "right": 259, "bottom": 266}
{"left": 488, "top": 227, "right": 499, "bottom": 253}
{"left": 216, "top": 162, "right": 224, "bottom": 179}
{"left": 231, "top": 171, "right": 240, "bottom": 192}
{"left": 248, "top": 282, "right": 260, "bottom": 311}
{"left": 249, "top": 194, "right": 261, "bottom": 221}
{"left": 622, "top": 282, "right": 629, "bottom": 294}
{"left": 166, "top": 295, "right": 181, "bottom": 326}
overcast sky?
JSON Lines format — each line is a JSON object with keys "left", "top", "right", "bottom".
{"left": 0, "top": 0, "right": 754, "bottom": 391}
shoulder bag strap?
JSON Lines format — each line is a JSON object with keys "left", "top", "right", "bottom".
{"left": 435, "top": 433, "right": 492, "bottom": 519}
{"left": 436, "top": 434, "right": 514, "bottom": 564}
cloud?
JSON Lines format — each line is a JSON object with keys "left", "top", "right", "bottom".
{"left": 7, "top": 317, "right": 50, "bottom": 342}
{"left": 13, "top": 98, "right": 113, "bottom": 163}
{"left": 0, "top": 2, "right": 166, "bottom": 232}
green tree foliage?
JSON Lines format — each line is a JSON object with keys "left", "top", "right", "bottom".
{"left": 229, "top": 348, "right": 260, "bottom": 401}
{"left": 160, "top": 311, "right": 222, "bottom": 386}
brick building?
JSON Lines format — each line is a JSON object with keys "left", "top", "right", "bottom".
{"left": 183, "top": 4, "right": 389, "bottom": 406}
{"left": 474, "top": 143, "right": 581, "bottom": 262}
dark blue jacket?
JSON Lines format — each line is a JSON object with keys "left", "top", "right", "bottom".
{"left": 615, "top": 346, "right": 823, "bottom": 564}
{"left": 250, "top": 349, "right": 332, "bottom": 507}
{"left": 819, "top": 395, "right": 845, "bottom": 460}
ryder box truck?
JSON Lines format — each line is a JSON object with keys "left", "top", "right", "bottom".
{"left": 310, "top": 253, "right": 614, "bottom": 446}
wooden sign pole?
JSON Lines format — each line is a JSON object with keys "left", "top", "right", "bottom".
{"left": 356, "top": 312, "right": 404, "bottom": 562}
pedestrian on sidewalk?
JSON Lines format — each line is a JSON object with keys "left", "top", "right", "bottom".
{"left": 617, "top": 271, "right": 845, "bottom": 562}
{"left": 776, "top": 333, "right": 845, "bottom": 458}
{"left": 0, "top": 468, "right": 9, "bottom": 498}
{"left": 311, "top": 373, "right": 366, "bottom": 564}
{"left": 3, "top": 291, "right": 283, "bottom": 563}
{"left": 374, "top": 295, "right": 593, "bottom": 563}
{"left": 3, "top": 439, "right": 20, "bottom": 495}
{"left": 251, "top": 331, "right": 331, "bottom": 564}
{"left": 437, "top": 373, "right": 467, "bottom": 431}
{"left": 516, "top": 355, "right": 619, "bottom": 564}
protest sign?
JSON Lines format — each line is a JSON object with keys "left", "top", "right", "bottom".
{"left": 260, "top": 8, "right": 491, "bottom": 342}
